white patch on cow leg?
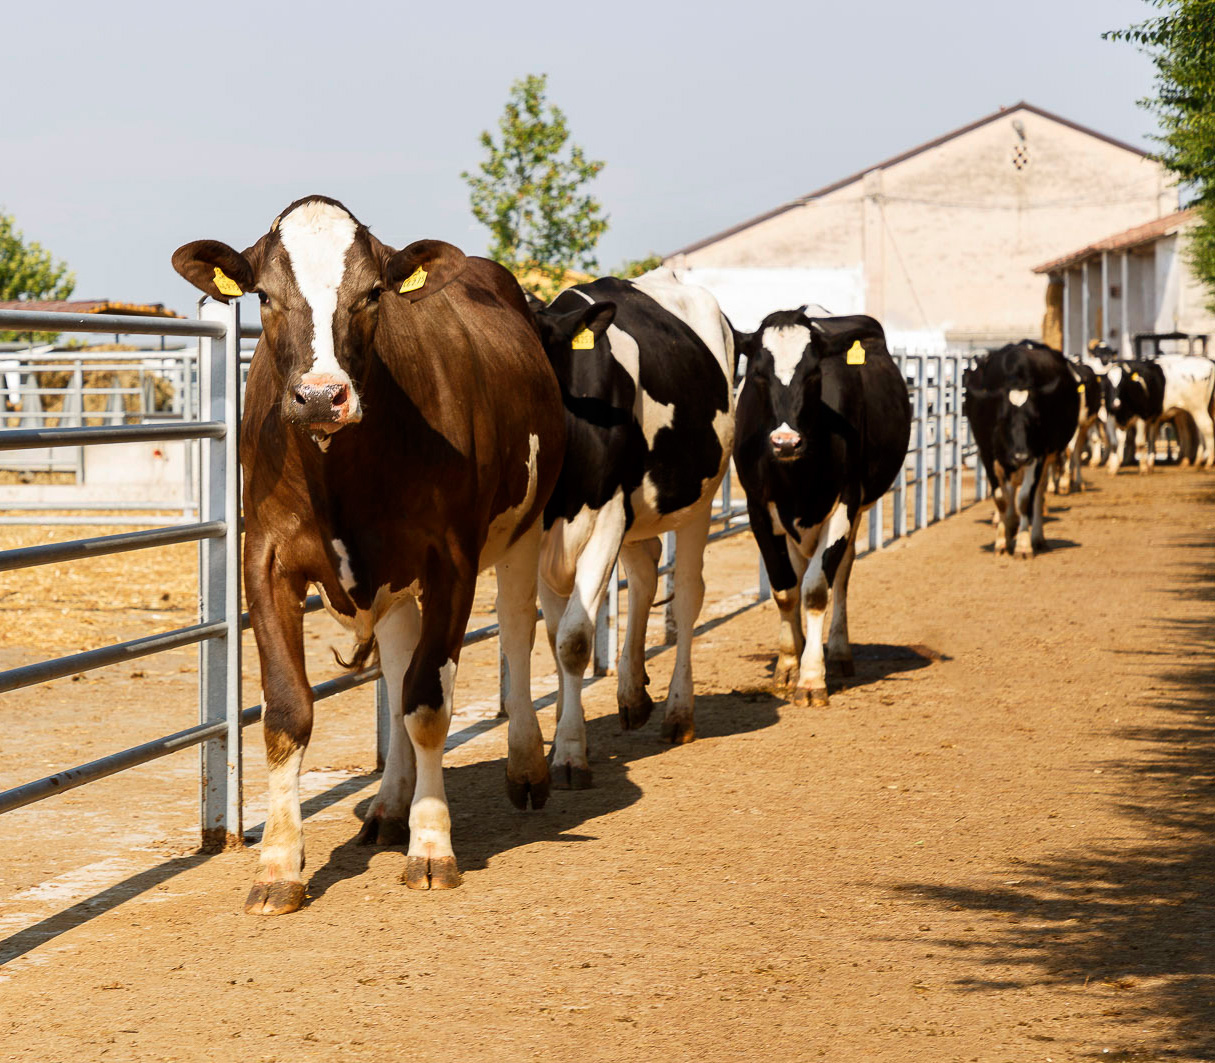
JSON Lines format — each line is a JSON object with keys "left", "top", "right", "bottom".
{"left": 361, "top": 598, "right": 420, "bottom": 842}
{"left": 662, "top": 501, "right": 712, "bottom": 744}
{"left": 761, "top": 324, "right": 812, "bottom": 387}
{"left": 794, "top": 504, "right": 851, "bottom": 705}
{"left": 1108, "top": 424, "right": 1127, "bottom": 475}
{"left": 257, "top": 745, "right": 305, "bottom": 884}
{"left": 405, "top": 660, "right": 456, "bottom": 865}
{"left": 276, "top": 199, "right": 362, "bottom": 419}
{"left": 537, "top": 579, "right": 569, "bottom": 725}
{"left": 1194, "top": 407, "right": 1215, "bottom": 467}
{"left": 549, "top": 491, "right": 627, "bottom": 781}
{"left": 495, "top": 523, "right": 548, "bottom": 805}
{"left": 826, "top": 528, "right": 859, "bottom": 672}
{"left": 617, "top": 539, "right": 660, "bottom": 728}
{"left": 772, "top": 539, "right": 808, "bottom": 688}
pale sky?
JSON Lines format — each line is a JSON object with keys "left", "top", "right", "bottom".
{"left": 3, "top": 0, "right": 1160, "bottom": 319}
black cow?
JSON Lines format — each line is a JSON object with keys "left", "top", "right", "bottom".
{"left": 733, "top": 311, "right": 910, "bottom": 707}
{"left": 1050, "top": 358, "right": 1104, "bottom": 494}
{"left": 1103, "top": 360, "right": 1165, "bottom": 473}
{"left": 530, "top": 270, "right": 735, "bottom": 781}
{"left": 963, "top": 341, "right": 1079, "bottom": 558}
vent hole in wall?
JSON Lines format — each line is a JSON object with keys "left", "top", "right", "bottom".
{"left": 1012, "top": 145, "right": 1029, "bottom": 171}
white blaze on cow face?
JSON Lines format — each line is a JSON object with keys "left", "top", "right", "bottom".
{"left": 762, "top": 325, "right": 812, "bottom": 387}
{"left": 277, "top": 200, "right": 363, "bottom": 422}
{"left": 1008, "top": 388, "right": 1029, "bottom": 407}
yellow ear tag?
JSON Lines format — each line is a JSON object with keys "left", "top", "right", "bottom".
{"left": 212, "top": 267, "right": 243, "bottom": 297}
{"left": 1131, "top": 372, "right": 1141, "bottom": 382}
{"left": 845, "top": 340, "right": 866, "bottom": 365}
{"left": 399, "top": 267, "right": 427, "bottom": 294}
{"left": 570, "top": 328, "right": 596, "bottom": 350}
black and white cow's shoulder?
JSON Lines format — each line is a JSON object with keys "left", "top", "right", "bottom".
{"left": 532, "top": 272, "right": 734, "bottom": 528}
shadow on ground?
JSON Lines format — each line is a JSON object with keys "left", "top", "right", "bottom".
{"left": 896, "top": 481, "right": 1215, "bottom": 1061}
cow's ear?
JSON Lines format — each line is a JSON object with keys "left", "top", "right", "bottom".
{"left": 538, "top": 300, "right": 615, "bottom": 349}
{"left": 172, "top": 240, "right": 255, "bottom": 304}
{"left": 383, "top": 239, "right": 468, "bottom": 303}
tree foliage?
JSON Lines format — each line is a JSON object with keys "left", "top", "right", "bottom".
{"left": 0, "top": 212, "right": 75, "bottom": 342}
{"left": 614, "top": 253, "right": 663, "bottom": 279}
{"left": 462, "top": 74, "right": 607, "bottom": 297}
{"left": 1106, "top": 1, "right": 1215, "bottom": 309}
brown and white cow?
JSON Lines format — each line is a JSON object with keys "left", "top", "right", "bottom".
{"left": 173, "top": 196, "right": 565, "bottom": 914}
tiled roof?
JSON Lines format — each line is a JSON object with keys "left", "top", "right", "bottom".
{"left": 1031, "top": 208, "right": 1198, "bottom": 273}
{"left": 0, "top": 300, "right": 182, "bottom": 318}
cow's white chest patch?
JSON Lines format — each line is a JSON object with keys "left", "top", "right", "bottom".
{"left": 277, "top": 201, "right": 358, "bottom": 378}
{"left": 1008, "top": 388, "right": 1029, "bottom": 407}
{"left": 762, "top": 325, "right": 812, "bottom": 387}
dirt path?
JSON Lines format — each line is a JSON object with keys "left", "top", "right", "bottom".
{"left": 1, "top": 469, "right": 1213, "bottom": 1062}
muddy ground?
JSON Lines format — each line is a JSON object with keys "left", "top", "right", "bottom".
{"left": 1, "top": 468, "right": 1213, "bottom": 1062}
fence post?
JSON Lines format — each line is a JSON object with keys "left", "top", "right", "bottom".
{"left": 375, "top": 677, "right": 390, "bottom": 771}
{"left": 950, "top": 356, "right": 962, "bottom": 515}
{"left": 915, "top": 356, "right": 927, "bottom": 531}
{"left": 198, "top": 299, "right": 243, "bottom": 851}
{"left": 932, "top": 355, "right": 944, "bottom": 523}
{"left": 593, "top": 562, "right": 619, "bottom": 675}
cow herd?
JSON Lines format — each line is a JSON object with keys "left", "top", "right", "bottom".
{"left": 169, "top": 195, "right": 1205, "bottom": 915}
{"left": 963, "top": 338, "right": 1215, "bottom": 559}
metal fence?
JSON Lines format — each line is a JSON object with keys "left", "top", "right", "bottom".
{"left": 0, "top": 311, "right": 988, "bottom": 851}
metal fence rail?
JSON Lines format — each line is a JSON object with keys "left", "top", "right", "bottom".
{"left": 0, "top": 312, "right": 989, "bottom": 850}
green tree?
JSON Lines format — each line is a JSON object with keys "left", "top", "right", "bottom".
{"left": 1106, "top": 1, "right": 1215, "bottom": 309}
{"left": 614, "top": 253, "right": 664, "bottom": 279}
{"left": 462, "top": 74, "right": 607, "bottom": 297}
{"left": 0, "top": 211, "right": 76, "bottom": 342}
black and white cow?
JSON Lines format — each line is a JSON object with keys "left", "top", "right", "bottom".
{"left": 1050, "top": 358, "right": 1104, "bottom": 494}
{"left": 530, "top": 270, "right": 734, "bottom": 784}
{"left": 1106, "top": 355, "right": 1215, "bottom": 471}
{"left": 733, "top": 311, "right": 910, "bottom": 707}
{"left": 1103, "top": 360, "right": 1166, "bottom": 473}
{"left": 964, "top": 341, "right": 1080, "bottom": 558}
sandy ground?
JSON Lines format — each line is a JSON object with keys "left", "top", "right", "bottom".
{"left": 1, "top": 467, "right": 1213, "bottom": 1062}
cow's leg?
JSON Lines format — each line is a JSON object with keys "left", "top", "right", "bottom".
{"left": 1107, "top": 424, "right": 1128, "bottom": 475}
{"left": 243, "top": 542, "right": 312, "bottom": 917}
{"left": 401, "top": 561, "right": 477, "bottom": 891}
{"left": 549, "top": 493, "right": 627, "bottom": 787}
{"left": 998, "top": 468, "right": 1020, "bottom": 555}
{"left": 776, "top": 538, "right": 809, "bottom": 690}
{"left": 661, "top": 501, "right": 713, "bottom": 745}
{"left": 825, "top": 520, "right": 861, "bottom": 677}
{"left": 1136, "top": 419, "right": 1151, "bottom": 473}
{"left": 1029, "top": 454, "right": 1053, "bottom": 553}
{"left": 1014, "top": 460, "right": 1040, "bottom": 558}
{"left": 537, "top": 578, "right": 568, "bottom": 725}
{"left": 1194, "top": 405, "right": 1215, "bottom": 467}
{"left": 617, "top": 537, "right": 660, "bottom": 730}
{"left": 745, "top": 499, "right": 802, "bottom": 692}
{"left": 793, "top": 503, "right": 852, "bottom": 708}
{"left": 496, "top": 522, "right": 549, "bottom": 811}
{"left": 357, "top": 597, "right": 420, "bottom": 846}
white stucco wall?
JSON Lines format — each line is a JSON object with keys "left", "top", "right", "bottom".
{"left": 668, "top": 106, "right": 1177, "bottom": 347}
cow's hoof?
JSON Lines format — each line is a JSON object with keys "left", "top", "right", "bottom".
{"left": 660, "top": 716, "right": 695, "bottom": 745}
{"left": 356, "top": 812, "right": 409, "bottom": 847}
{"left": 618, "top": 687, "right": 654, "bottom": 730}
{"left": 792, "top": 685, "right": 829, "bottom": 708}
{"left": 1014, "top": 546, "right": 1033, "bottom": 560}
{"left": 244, "top": 880, "right": 305, "bottom": 916}
{"left": 550, "top": 761, "right": 593, "bottom": 790}
{"left": 506, "top": 769, "right": 551, "bottom": 809}
{"left": 994, "top": 538, "right": 1008, "bottom": 556}
{"left": 827, "top": 656, "right": 855, "bottom": 678}
{"left": 403, "top": 855, "right": 461, "bottom": 890}
{"left": 773, "top": 654, "right": 800, "bottom": 691}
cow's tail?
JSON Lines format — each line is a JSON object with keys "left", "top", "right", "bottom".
{"left": 334, "top": 632, "right": 378, "bottom": 673}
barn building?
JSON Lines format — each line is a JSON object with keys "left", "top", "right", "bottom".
{"left": 664, "top": 102, "right": 1177, "bottom": 350}
{"left": 1032, "top": 207, "right": 1215, "bottom": 359}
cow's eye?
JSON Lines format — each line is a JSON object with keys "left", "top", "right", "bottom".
{"left": 256, "top": 290, "right": 270, "bottom": 306}
{"left": 366, "top": 287, "right": 383, "bottom": 305}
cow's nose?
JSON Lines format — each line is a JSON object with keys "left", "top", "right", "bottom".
{"left": 769, "top": 425, "right": 802, "bottom": 459}
{"left": 1012, "top": 450, "right": 1030, "bottom": 465}
{"left": 289, "top": 373, "right": 360, "bottom": 427}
